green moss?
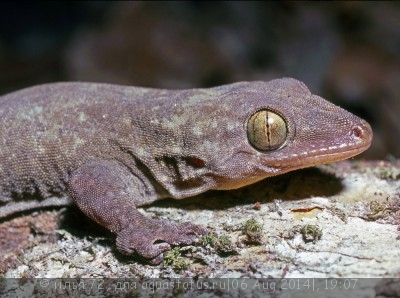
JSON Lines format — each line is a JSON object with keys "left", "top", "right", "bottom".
{"left": 214, "top": 235, "right": 234, "bottom": 254}
{"left": 377, "top": 167, "right": 400, "bottom": 180}
{"left": 300, "top": 224, "right": 322, "bottom": 243}
{"left": 200, "top": 232, "right": 218, "bottom": 247}
{"left": 200, "top": 232, "right": 235, "bottom": 254}
{"left": 329, "top": 207, "right": 348, "bottom": 223}
{"left": 164, "top": 247, "right": 187, "bottom": 271}
{"left": 366, "top": 198, "right": 400, "bottom": 222}
{"left": 242, "top": 219, "right": 263, "bottom": 243}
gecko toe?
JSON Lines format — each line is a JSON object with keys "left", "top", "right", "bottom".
{"left": 157, "top": 221, "right": 207, "bottom": 245}
{"left": 115, "top": 220, "right": 207, "bottom": 263}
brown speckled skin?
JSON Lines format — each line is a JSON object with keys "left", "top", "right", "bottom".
{"left": 0, "top": 78, "right": 372, "bottom": 263}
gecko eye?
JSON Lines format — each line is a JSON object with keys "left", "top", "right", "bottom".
{"left": 247, "top": 109, "right": 288, "bottom": 151}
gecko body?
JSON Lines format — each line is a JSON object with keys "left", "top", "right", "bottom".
{"left": 0, "top": 78, "right": 372, "bottom": 263}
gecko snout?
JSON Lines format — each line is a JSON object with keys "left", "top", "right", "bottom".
{"left": 350, "top": 119, "right": 373, "bottom": 151}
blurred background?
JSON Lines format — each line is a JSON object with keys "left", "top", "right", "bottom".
{"left": 0, "top": 1, "right": 398, "bottom": 159}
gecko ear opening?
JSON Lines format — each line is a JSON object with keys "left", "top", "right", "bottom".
{"left": 247, "top": 109, "right": 288, "bottom": 151}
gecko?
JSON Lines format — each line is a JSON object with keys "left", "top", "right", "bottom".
{"left": 0, "top": 78, "right": 372, "bottom": 263}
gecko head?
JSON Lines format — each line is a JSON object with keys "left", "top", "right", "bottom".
{"left": 203, "top": 78, "right": 373, "bottom": 190}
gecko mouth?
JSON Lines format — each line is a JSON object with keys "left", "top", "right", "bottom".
{"left": 266, "top": 120, "right": 373, "bottom": 171}
{"left": 265, "top": 141, "right": 371, "bottom": 173}
{"left": 300, "top": 143, "right": 371, "bottom": 166}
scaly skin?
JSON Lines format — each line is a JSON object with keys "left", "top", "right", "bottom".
{"left": 0, "top": 78, "right": 372, "bottom": 263}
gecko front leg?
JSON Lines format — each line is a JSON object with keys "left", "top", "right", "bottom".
{"left": 67, "top": 160, "right": 206, "bottom": 264}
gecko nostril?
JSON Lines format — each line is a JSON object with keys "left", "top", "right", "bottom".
{"left": 351, "top": 126, "right": 364, "bottom": 138}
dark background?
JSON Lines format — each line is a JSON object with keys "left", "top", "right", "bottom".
{"left": 0, "top": 1, "right": 399, "bottom": 159}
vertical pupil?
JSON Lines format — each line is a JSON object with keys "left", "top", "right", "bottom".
{"left": 266, "top": 112, "right": 271, "bottom": 145}
{"left": 247, "top": 109, "right": 287, "bottom": 151}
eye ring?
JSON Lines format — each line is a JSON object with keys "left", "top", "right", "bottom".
{"left": 247, "top": 109, "right": 288, "bottom": 151}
